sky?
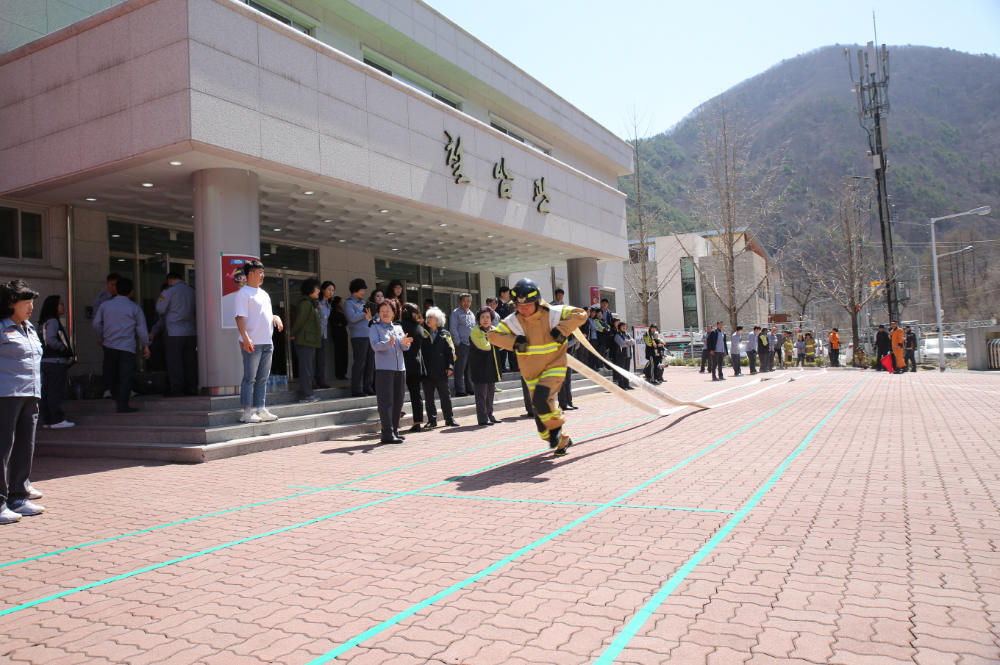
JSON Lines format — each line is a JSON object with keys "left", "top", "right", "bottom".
{"left": 424, "top": 0, "right": 1000, "bottom": 139}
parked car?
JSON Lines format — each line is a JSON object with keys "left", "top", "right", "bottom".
{"left": 920, "top": 336, "right": 967, "bottom": 360}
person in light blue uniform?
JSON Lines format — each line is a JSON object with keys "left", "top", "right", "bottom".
{"left": 92, "top": 272, "right": 119, "bottom": 314}
{"left": 449, "top": 293, "right": 475, "bottom": 396}
{"left": 369, "top": 299, "right": 412, "bottom": 444}
{"left": 93, "top": 277, "right": 150, "bottom": 413}
{"left": 0, "top": 280, "right": 45, "bottom": 524}
{"left": 315, "top": 281, "right": 335, "bottom": 389}
{"left": 154, "top": 272, "right": 197, "bottom": 396}
{"left": 345, "top": 278, "right": 374, "bottom": 397}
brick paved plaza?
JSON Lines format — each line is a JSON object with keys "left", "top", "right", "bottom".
{"left": 1, "top": 368, "right": 998, "bottom": 665}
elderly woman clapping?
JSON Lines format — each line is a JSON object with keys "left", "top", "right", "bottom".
{"left": 369, "top": 299, "right": 411, "bottom": 444}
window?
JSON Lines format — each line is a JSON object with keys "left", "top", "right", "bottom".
{"left": 374, "top": 259, "right": 481, "bottom": 314}
{"left": 490, "top": 122, "right": 549, "bottom": 154}
{"left": 628, "top": 244, "right": 655, "bottom": 263}
{"left": 0, "top": 206, "right": 44, "bottom": 261}
{"left": 260, "top": 243, "right": 316, "bottom": 273}
{"left": 680, "top": 257, "right": 698, "bottom": 329}
{"left": 363, "top": 58, "right": 460, "bottom": 109}
{"left": 241, "top": 0, "right": 311, "bottom": 34}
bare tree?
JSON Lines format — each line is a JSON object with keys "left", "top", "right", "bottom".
{"left": 622, "top": 108, "right": 679, "bottom": 326}
{"left": 666, "top": 97, "right": 788, "bottom": 330}
{"left": 800, "top": 178, "right": 881, "bottom": 360}
{"left": 782, "top": 230, "right": 823, "bottom": 321}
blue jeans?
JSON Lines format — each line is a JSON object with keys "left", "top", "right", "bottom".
{"left": 241, "top": 344, "right": 273, "bottom": 408}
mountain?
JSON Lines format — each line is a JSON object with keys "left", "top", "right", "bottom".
{"left": 622, "top": 45, "right": 1000, "bottom": 321}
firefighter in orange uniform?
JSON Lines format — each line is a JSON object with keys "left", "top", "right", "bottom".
{"left": 488, "top": 278, "right": 587, "bottom": 456}
{"left": 889, "top": 320, "right": 906, "bottom": 373}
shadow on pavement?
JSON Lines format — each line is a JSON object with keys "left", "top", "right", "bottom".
{"left": 445, "top": 421, "right": 658, "bottom": 492}
{"left": 32, "top": 457, "right": 168, "bottom": 481}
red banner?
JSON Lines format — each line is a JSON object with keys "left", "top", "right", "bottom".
{"left": 590, "top": 286, "right": 600, "bottom": 306}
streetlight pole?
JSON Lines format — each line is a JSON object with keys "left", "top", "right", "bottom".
{"left": 930, "top": 206, "right": 991, "bottom": 372}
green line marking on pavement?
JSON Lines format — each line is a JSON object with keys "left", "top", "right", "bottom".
{"left": 286, "top": 486, "right": 737, "bottom": 514}
{"left": 0, "top": 414, "right": 653, "bottom": 618}
{"left": 592, "top": 374, "right": 869, "bottom": 665}
{"left": 302, "top": 378, "right": 833, "bottom": 664}
{"left": 0, "top": 409, "right": 629, "bottom": 572}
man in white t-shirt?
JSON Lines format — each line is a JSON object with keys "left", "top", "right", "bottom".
{"left": 234, "top": 260, "right": 284, "bottom": 423}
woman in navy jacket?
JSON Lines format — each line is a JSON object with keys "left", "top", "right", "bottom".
{"left": 420, "top": 307, "right": 458, "bottom": 428}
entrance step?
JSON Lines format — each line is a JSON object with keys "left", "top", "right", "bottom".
{"left": 36, "top": 372, "right": 611, "bottom": 463}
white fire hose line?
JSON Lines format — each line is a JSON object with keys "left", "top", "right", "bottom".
{"left": 567, "top": 329, "right": 826, "bottom": 417}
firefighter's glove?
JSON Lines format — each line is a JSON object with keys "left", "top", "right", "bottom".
{"left": 550, "top": 328, "right": 566, "bottom": 343}
{"left": 514, "top": 335, "right": 528, "bottom": 353}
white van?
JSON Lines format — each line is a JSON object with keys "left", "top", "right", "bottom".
{"left": 920, "top": 336, "right": 967, "bottom": 360}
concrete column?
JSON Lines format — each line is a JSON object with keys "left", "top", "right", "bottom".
{"left": 566, "top": 257, "right": 599, "bottom": 309}
{"left": 193, "top": 169, "right": 260, "bottom": 394}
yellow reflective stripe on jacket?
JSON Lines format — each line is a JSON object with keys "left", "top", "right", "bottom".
{"left": 518, "top": 342, "right": 559, "bottom": 355}
{"left": 496, "top": 321, "right": 513, "bottom": 335}
{"left": 539, "top": 368, "right": 567, "bottom": 380}
{"left": 538, "top": 409, "right": 562, "bottom": 422}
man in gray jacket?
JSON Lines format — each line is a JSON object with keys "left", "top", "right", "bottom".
{"left": 449, "top": 293, "right": 475, "bottom": 396}
{"left": 93, "top": 278, "right": 149, "bottom": 413}
{"left": 153, "top": 272, "right": 197, "bottom": 396}
{"left": 345, "top": 278, "right": 374, "bottom": 397}
{"left": 730, "top": 326, "right": 744, "bottom": 376}
{"left": 766, "top": 327, "right": 778, "bottom": 372}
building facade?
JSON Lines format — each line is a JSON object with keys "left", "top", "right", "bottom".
{"left": 627, "top": 231, "right": 776, "bottom": 333}
{"left": 0, "top": 0, "right": 631, "bottom": 392}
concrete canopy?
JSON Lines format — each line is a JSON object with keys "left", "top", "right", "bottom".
{"left": 0, "top": 0, "right": 628, "bottom": 275}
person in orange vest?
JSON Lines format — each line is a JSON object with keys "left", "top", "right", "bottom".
{"left": 828, "top": 328, "right": 841, "bottom": 367}
{"left": 889, "top": 321, "right": 906, "bottom": 373}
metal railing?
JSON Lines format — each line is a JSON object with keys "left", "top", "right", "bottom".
{"left": 988, "top": 339, "right": 1000, "bottom": 370}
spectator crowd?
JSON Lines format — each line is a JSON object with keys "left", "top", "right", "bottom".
{"left": 2, "top": 261, "right": 925, "bottom": 525}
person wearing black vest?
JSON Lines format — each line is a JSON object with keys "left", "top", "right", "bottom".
{"left": 875, "top": 325, "right": 891, "bottom": 370}
{"left": 494, "top": 287, "right": 517, "bottom": 375}
{"left": 399, "top": 303, "right": 426, "bottom": 432}
{"left": 37, "top": 295, "right": 75, "bottom": 429}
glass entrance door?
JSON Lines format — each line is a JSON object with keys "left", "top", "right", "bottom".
{"left": 261, "top": 271, "right": 315, "bottom": 382}
{"left": 261, "top": 275, "right": 289, "bottom": 378}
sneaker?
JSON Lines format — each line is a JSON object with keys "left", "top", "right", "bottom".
{"left": 26, "top": 483, "right": 43, "bottom": 500}
{"left": 494, "top": 386, "right": 503, "bottom": 393}
{"left": 50, "top": 420, "right": 75, "bottom": 429}
{"left": 425, "top": 419, "right": 437, "bottom": 429}
{"left": 0, "top": 507, "right": 20, "bottom": 524}
{"left": 9, "top": 499, "right": 44, "bottom": 516}
{"left": 298, "top": 396, "right": 321, "bottom": 404}
{"left": 240, "top": 410, "right": 262, "bottom": 424}
{"left": 256, "top": 408, "right": 278, "bottom": 422}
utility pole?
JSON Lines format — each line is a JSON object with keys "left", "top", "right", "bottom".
{"left": 846, "top": 34, "right": 898, "bottom": 322}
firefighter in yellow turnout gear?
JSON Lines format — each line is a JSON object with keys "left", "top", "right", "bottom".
{"left": 488, "top": 278, "right": 587, "bottom": 456}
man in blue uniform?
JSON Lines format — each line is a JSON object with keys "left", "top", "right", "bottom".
{"left": 93, "top": 278, "right": 150, "bottom": 413}
{"left": 153, "top": 271, "right": 197, "bottom": 396}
